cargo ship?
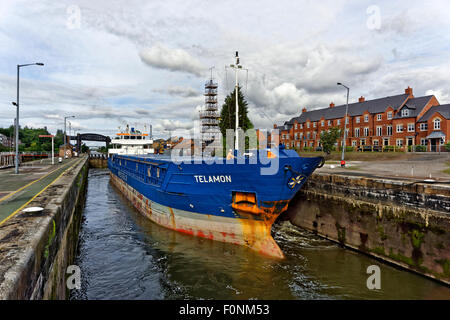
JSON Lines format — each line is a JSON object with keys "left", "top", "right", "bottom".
{"left": 108, "top": 53, "right": 324, "bottom": 258}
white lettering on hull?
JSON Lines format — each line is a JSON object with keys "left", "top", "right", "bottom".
{"left": 194, "top": 175, "right": 232, "bottom": 183}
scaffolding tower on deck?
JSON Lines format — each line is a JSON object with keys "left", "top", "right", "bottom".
{"left": 200, "top": 72, "right": 221, "bottom": 155}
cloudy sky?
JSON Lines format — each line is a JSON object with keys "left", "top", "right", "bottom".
{"left": 1, "top": 0, "right": 450, "bottom": 140}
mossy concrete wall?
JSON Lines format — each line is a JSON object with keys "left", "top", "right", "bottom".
{"left": 0, "top": 157, "right": 88, "bottom": 299}
{"left": 288, "top": 172, "right": 450, "bottom": 285}
{"left": 88, "top": 158, "right": 107, "bottom": 168}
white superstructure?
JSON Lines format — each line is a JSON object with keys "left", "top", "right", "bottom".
{"left": 108, "top": 125, "right": 154, "bottom": 156}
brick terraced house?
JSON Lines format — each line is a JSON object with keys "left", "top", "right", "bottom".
{"left": 273, "top": 87, "right": 450, "bottom": 152}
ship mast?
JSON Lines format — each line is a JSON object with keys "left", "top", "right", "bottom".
{"left": 229, "top": 51, "right": 245, "bottom": 152}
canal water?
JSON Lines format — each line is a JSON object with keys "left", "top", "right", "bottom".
{"left": 71, "top": 169, "right": 450, "bottom": 300}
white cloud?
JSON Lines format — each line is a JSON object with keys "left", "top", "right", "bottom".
{"left": 0, "top": 0, "right": 450, "bottom": 137}
{"left": 139, "top": 44, "right": 205, "bottom": 77}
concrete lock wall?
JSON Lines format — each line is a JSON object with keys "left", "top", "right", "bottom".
{"left": 288, "top": 172, "right": 450, "bottom": 285}
{"left": 0, "top": 157, "right": 88, "bottom": 299}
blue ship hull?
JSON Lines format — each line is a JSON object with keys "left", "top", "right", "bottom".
{"left": 108, "top": 148, "right": 323, "bottom": 258}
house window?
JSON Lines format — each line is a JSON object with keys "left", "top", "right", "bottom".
{"left": 387, "top": 125, "right": 392, "bottom": 136}
{"left": 383, "top": 138, "right": 389, "bottom": 146}
{"left": 360, "top": 139, "right": 366, "bottom": 146}
{"left": 434, "top": 118, "right": 441, "bottom": 130}
{"left": 356, "top": 117, "right": 360, "bottom": 123}
{"left": 377, "top": 114, "right": 382, "bottom": 121}
{"left": 407, "top": 123, "right": 415, "bottom": 132}
{"left": 387, "top": 112, "right": 393, "bottom": 120}
{"left": 364, "top": 115, "right": 369, "bottom": 122}
{"left": 307, "top": 132, "right": 310, "bottom": 139}
{"left": 376, "top": 126, "right": 382, "bottom": 136}
{"left": 396, "top": 124, "right": 403, "bottom": 133}
{"left": 420, "top": 123, "right": 428, "bottom": 131}
{"left": 313, "top": 122, "right": 316, "bottom": 128}
{"left": 328, "top": 120, "right": 331, "bottom": 126}
{"left": 336, "top": 119, "right": 340, "bottom": 125}
{"left": 401, "top": 108, "right": 409, "bottom": 117}
{"left": 355, "top": 128, "right": 360, "bottom": 137}
{"left": 300, "top": 132, "right": 303, "bottom": 139}
{"left": 294, "top": 133, "right": 298, "bottom": 140}
{"left": 352, "top": 140, "right": 357, "bottom": 146}
{"left": 420, "top": 138, "right": 426, "bottom": 146}
{"left": 294, "top": 124, "right": 297, "bottom": 129}
{"left": 373, "top": 140, "right": 379, "bottom": 146}
{"left": 364, "top": 127, "right": 369, "bottom": 136}
{"left": 307, "top": 122, "right": 310, "bottom": 128}
{"left": 321, "top": 120, "right": 324, "bottom": 127}
{"left": 396, "top": 139, "right": 403, "bottom": 146}
{"left": 300, "top": 124, "right": 303, "bottom": 129}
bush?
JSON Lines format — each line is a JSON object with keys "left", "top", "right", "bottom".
{"left": 445, "top": 142, "right": 450, "bottom": 152}
{"left": 383, "top": 146, "right": 394, "bottom": 152}
{"left": 345, "top": 146, "right": 354, "bottom": 152}
{"left": 410, "top": 145, "right": 426, "bottom": 152}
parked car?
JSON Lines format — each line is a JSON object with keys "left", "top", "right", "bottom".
{"left": 58, "top": 157, "right": 62, "bottom": 163}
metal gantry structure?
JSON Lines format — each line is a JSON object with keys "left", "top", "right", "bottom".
{"left": 200, "top": 71, "right": 221, "bottom": 153}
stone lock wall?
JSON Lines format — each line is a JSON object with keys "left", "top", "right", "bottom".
{"left": 287, "top": 173, "right": 450, "bottom": 284}
{"left": 0, "top": 157, "right": 88, "bottom": 299}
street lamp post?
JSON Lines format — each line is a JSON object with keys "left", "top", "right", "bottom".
{"left": 64, "top": 115, "right": 75, "bottom": 158}
{"left": 337, "top": 82, "right": 349, "bottom": 167}
{"left": 13, "top": 63, "right": 44, "bottom": 174}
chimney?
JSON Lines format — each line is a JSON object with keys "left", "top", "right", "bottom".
{"left": 273, "top": 124, "right": 277, "bottom": 129}
{"left": 358, "top": 96, "right": 365, "bottom": 103}
{"left": 405, "top": 86, "right": 413, "bottom": 97}
{"left": 302, "top": 107, "right": 307, "bottom": 113}
{"left": 329, "top": 102, "right": 335, "bottom": 108}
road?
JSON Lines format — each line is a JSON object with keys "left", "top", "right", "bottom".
{"left": 318, "top": 153, "right": 450, "bottom": 181}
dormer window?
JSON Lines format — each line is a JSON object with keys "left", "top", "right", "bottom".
{"left": 401, "top": 108, "right": 409, "bottom": 117}
{"left": 434, "top": 118, "right": 441, "bottom": 130}
{"left": 387, "top": 111, "right": 393, "bottom": 120}
{"left": 364, "top": 115, "right": 369, "bottom": 122}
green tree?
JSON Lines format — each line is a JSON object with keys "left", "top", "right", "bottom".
{"left": 219, "top": 86, "right": 253, "bottom": 136}
{"left": 81, "top": 143, "right": 89, "bottom": 153}
{"left": 320, "top": 127, "right": 342, "bottom": 154}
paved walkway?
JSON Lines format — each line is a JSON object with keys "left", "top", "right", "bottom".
{"left": 318, "top": 153, "right": 450, "bottom": 182}
{"left": 0, "top": 157, "right": 81, "bottom": 225}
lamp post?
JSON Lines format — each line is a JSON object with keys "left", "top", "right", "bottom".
{"left": 64, "top": 115, "right": 75, "bottom": 158}
{"left": 337, "top": 82, "right": 349, "bottom": 167}
{"left": 13, "top": 63, "right": 44, "bottom": 174}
